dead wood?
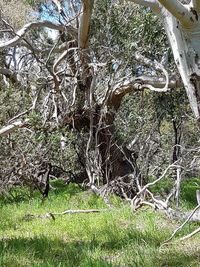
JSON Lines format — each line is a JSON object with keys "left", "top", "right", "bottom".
{"left": 22, "top": 209, "right": 110, "bottom": 221}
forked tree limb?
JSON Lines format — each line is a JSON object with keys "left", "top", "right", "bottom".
{"left": 161, "top": 227, "right": 200, "bottom": 246}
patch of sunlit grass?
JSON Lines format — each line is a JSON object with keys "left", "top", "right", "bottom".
{"left": 0, "top": 182, "right": 199, "bottom": 266}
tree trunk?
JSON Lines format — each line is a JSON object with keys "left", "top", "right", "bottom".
{"left": 64, "top": 102, "right": 141, "bottom": 198}
{"left": 163, "top": 12, "right": 200, "bottom": 127}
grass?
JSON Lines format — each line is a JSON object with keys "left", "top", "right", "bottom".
{"left": 0, "top": 181, "right": 199, "bottom": 266}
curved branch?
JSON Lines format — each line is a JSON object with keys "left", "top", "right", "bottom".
{"left": 113, "top": 75, "right": 182, "bottom": 94}
{"left": 0, "top": 21, "right": 78, "bottom": 50}
{"left": 19, "top": 41, "right": 69, "bottom": 55}
{"left": 135, "top": 52, "right": 170, "bottom": 92}
{"left": 53, "top": 47, "right": 77, "bottom": 75}
{"left": 107, "top": 75, "right": 182, "bottom": 111}
{"left": 157, "top": 0, "right": 194, "bottom": 26}
{"left": 162, "top": 203, "right": 200, "bottom": 245}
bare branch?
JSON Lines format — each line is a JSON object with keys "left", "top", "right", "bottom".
{"left": 78, "top": 0, "right": 93, "bottom": 49}
{"left": 131, "top": 164, "right": 179, "bottom": 210}
{"left": 53, "top": 47, "right": 77, "bottom": 75}
{"left": 156, "top": 0, "right": 194, "bottom": 26}
{"left": 0, "top": 21, "right": 78, "bottom": 50}
{"left": 0, "top": 119, "right": 30, "bottom": 136}
{"left": 112, "top": 75, "right": 182, "bottom": 108}
{"left": 175, "top": 227, "right": 200, "bottom": 242}
{"left": 23, "top": 209, "right": 109, "bottom": 221}
{"left": 135, "top": 52, "right": 170, "bottom": 92}
{"left": 162, "top": 203, "right": 200, "bottom": 245}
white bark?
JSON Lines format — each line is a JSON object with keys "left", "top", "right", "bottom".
{"left": 0, "top": 119, "right": 30, "bottom": 136}
{"left": 128, "top": 0, "right": 200, "bottom": 126}
{"left": 162, "top": 11, "right": 200, "bottom": 122}
{"left": 0, "top": 21, "right": 77, "bottom": 50}
{"left": 113, "top": 75, "right": 182, "bottom": 95}
{"left": 157, "top": 0, "right": 193, "bottom": 26}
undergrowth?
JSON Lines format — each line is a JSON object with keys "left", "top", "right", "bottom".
{"left": 0, "top": 180, "right": 199, "bottom": 266}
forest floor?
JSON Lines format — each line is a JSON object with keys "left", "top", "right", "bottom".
{"left": 0, "top": 180, "right": 199, "bottom": 267}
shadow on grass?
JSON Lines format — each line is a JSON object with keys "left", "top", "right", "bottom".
{"left": 0, "top": 181, "right": 83, "bottom": 206}
{"left": 0, "top": 236, "right": 113, "bottom": 267}
{"left": 0, "top": 230, "right": 199, "bottom": 267}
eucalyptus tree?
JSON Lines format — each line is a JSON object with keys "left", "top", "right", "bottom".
{"left": 0, "top": 0, "right": 199, "bottom": 199}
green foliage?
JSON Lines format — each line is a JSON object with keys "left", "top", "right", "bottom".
{"left": 150, "top": 177, "right": 174, "bottom": 195}
{"left": 91, "top": 0, "right": 168, "bottom": 66}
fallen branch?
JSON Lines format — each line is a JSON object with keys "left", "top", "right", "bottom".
{"left": 162, "top": 196, "right": 200, "bottom": 246}
{"left": 160, "top": 226, "right": 200, "bottom": 246}
{"left": 51, "top": 209, "right": 108, "bottom": 215}
{"left": 23, "top": 209, "right": 109, "bottom": 221}
{"left": 175, "top": 227, "right": 200, "bottom": 242}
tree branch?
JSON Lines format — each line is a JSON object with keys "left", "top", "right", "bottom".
{"left": 176, "top": 227, "right": 200, "bottom": 242}
{"left": 22, "top": 209, "right": 109, "bottom": 221}
{"left": 0, "top": 21, "right": 78, "bottom": 50}
{"left": 78, "top": 0, "right": 93, "bottom": 49}
{"left": 162, "top": 203, "right": 200, "bottom": 245}
{"left": 135, "top": 52, "right": 170, "bottom": 92}
{"left": 19, "top": 41, "right": 70, "bottom": 55}
{"left": 113, "top": 75, "right": 182, "bottom": 95}
{"left": 156, "top": 0, "right": 194, "bottom": 26}
{"left": 0, "top": 119, "right": 30, "bottom": 137}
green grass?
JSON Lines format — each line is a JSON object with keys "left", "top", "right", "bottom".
{"left": 0, "top": 181, "right": 199, "bottom": 266}
{"left": 180, "top": 178, "right": 200, "bottom": 208}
